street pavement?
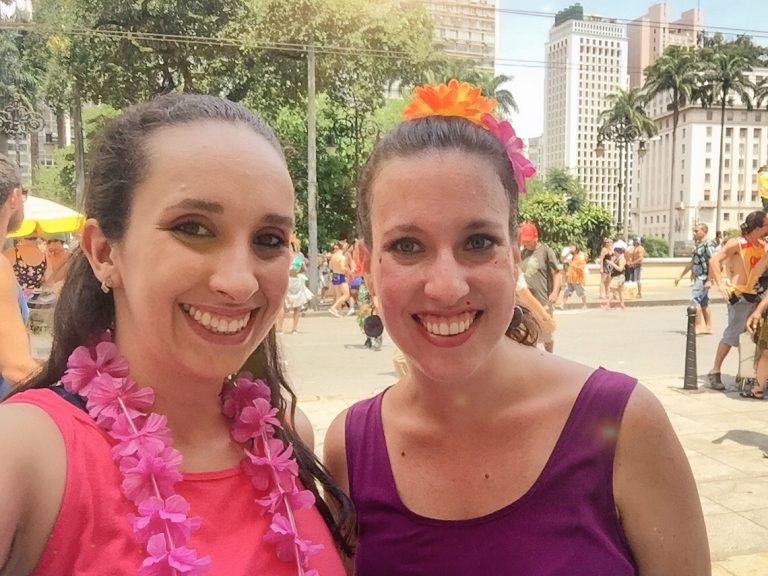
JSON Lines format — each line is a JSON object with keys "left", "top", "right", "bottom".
{"left": 281, "top": 279, "right": 768, "bottom": 575}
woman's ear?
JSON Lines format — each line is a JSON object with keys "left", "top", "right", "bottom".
{"left": 80, "top": 218, "right": 122, "bottom": 289}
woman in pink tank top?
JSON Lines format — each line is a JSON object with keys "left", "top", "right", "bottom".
{"left": 324, "top": 80, "right": 709, "bottom": 575}
{"left": 0, "top": 95, "right": 352, "bottom": 575}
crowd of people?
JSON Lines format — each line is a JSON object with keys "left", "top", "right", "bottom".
{"left": 0, "top": 81, "right": 713, "bottom": 575}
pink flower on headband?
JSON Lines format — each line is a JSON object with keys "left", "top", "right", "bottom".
{"left": 481, "top": 113, "right": 536, "bottom": 195}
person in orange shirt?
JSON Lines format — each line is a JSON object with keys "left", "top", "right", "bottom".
{"left": 562, "top": 243, "right": 588, "bottom": 309}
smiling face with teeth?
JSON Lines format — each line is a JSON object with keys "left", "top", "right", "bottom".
{"left": 365, "top": 149, "right": 519, "bottom": 383}
{"left": 93, "top": 121, "right": 295, "bottom": 385}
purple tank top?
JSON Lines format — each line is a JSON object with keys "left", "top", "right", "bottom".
{"left": 345, "top": 368, "right": 638, "bottom": 576}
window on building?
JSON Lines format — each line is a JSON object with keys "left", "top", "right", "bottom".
{"left": 706, "top": 111, "right": 713, "bottom": 121}
{"left": 706, "top": 159, "right": 711, "bottom": 169}
{"left": 706, "top": 142, "right": 712, "bottom": 153}
{"left": 704, "top": 190, "right": 710, "bottom": 201}
{"left": 707, "top": 126, "right": 712, "bottom": 137}
{"left": 724, "top": 190, "right": 731, "bottom": 201}
{"left": 726, "top": 127, "right": 733, "bottom": 138}
{"left": 724, "top": 213, "right": 730, "bottom": 222}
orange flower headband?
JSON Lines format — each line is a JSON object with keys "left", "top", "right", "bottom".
{"left": 402, "top": 79, "right": 536, "bottom": 194}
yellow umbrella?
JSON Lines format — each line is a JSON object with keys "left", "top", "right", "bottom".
{"left": 8, "top": 195, "right": 85, "bottom": 238}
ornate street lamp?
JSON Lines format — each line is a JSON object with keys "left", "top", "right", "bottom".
{"left": 0, "top": 97, "right": 44, "bottom": 173}
{"left": 595, "top": 119, "right": 641, "bottom": 240}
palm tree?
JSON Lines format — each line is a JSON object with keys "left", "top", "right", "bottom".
{"left": 598, "top": 87, "right": 656, "bottom": 240}
{"left": 643, "top": 46, "right": 701, "bottom": 256}
{"left": 698, "top": 45, "right": 754, "bottom": 236}
{"left": 471, "top": 70, "right": 518, "bottom": 118}
{"left": 416, "top": 59, "right": 518, "bottom": 118}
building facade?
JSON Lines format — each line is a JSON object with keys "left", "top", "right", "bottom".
{"left": 637, "top": 68, "right": 768, "bottom": 248}
{"left": 423, "top": 0, "right": 496, "bottom": 70}
{"left": 628, "top": 3, "right": 702, "bottom": 88}
{"left": 542, "top": 6, "right": 630, "bottom": 229}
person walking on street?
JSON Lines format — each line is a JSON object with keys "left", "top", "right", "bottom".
{"left": 603, "top": 240, "right": 627, "bottom": 310}
{"left": 562, "top": 243, "right": 587, "bottom": 310}
{"left": 630, "top": 237, "right": 645, "bottom": 298}
{"left": 520, "top": 222, "right": 562, "bottom": 352}
{"left": 328, "top": 242, "right": 353, "bottom": 317}
{"left": 0, "top": 154, "right": 39, "bottom": 399}
{"left": 708, "top": 210, "right": 768, "bottom": 390}
{"left": 598, "top": 238, "right": 613, "bottom": 300}
{"left": 675, "top": 223, "right": 716, "bottom": 335}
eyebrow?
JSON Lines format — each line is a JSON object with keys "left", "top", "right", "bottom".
{"left": 384, "top": 219, "right": 504, "bottom": 237}
{"left": 165, "top": 198, "right": 224, "bottom": 214}
{"left": 163, "top": 199, "right": 294, "bottom": 228}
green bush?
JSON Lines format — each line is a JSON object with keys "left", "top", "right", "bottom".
{"left": 640, "top": 235, "right": 669, "bottom": 257}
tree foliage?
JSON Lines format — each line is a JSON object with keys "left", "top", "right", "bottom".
{"left": 519, "top": 170, "right": 612, "bottom": 259}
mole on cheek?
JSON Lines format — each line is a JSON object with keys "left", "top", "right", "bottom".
{"left": 379, "top": 257, "right": 382, "bottom": 264}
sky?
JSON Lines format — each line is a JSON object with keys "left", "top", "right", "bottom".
{"left": 497, "top": 0, "right": 768, "bottom": 140}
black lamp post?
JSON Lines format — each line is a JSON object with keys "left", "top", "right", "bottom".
{"left": 595, "top": 119, "right": 642, "bottom": 240}
{"left": 325, "top": 113, "right": 379, "bottom": 178}
{"left": 0, "top": 97, "right": 44, "bottom": 173}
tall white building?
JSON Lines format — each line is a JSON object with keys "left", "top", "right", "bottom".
{"left": 637, "top": 68, "right": 768, "bottom": 248}
{"left": 542, "top": 5, "right": 630, "bottom": 228}
{"left": 423, "top": 0, "right": 496, "bottom": 70}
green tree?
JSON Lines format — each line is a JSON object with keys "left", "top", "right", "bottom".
{"left": 543, "top": 167, "right": 587, "bottom": 213}
{"left": 643, "top": 45, "right": 701, "bottom": 256}
{"left": 519, "top": 191, "right": 612, "bottom": 260}
{"left": 698, "top": 43, "right": 755, "bottom": 235}
{"left": 598, "top": 87, "right": 656, "bottom": 240}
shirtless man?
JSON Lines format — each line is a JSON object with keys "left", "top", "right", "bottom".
{"left": 0, "top": 154, "right": 39, "bottom": 398}
{"left": 708, "top": 210, "right": 768, "bottom": 390}
{"left": 328, "top": 242, "right": 352, "bottom": 317}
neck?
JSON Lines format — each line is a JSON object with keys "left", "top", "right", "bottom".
{"left": 400, "top": 339, "right": 522, "bottom": 425}
{"left": 114, "top": 335, "right": 231, "bottom": 447}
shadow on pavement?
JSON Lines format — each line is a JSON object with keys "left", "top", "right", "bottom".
{"left": 712, "top": 429, "right": 768, "bottom": 452}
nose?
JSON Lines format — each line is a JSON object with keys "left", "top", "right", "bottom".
{"left": 423, "top": 249, "right": 470, "bottom": 305}
{"left": 208, "top": 243, "right": 260, "bottom": 303}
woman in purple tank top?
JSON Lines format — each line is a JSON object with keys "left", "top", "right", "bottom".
{"left": 324, "top": 80, "right": 709, "bottom": 576}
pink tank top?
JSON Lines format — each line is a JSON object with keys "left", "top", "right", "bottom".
{"left": 345, "top": 368, "right": 638, "bottom": 575}
{"left": 5, "top": 389, "right": 345, "bottom": 576}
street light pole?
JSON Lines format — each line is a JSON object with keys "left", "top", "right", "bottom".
{"left": 306, "top": 46, "right": 319, "bottom": 298}
{"left": 596, "top": 119, "right": 641, "bottom": 240}
{"left": 0, "top": 97, "right": 44, "bottom": 179}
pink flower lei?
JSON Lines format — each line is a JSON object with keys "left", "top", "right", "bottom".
{"left": 61, "top": 332, "right": 322, "bottom": 576}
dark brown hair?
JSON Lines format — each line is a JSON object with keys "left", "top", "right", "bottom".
{"left": 742, "top": 210, "right": 767, "bottom": 235}
{"left": 0, "top": 152, "right": 21, "bottom": 206}
{"left": 357, "top": 116, "right": 538, "bottom": 346}
{"left": 17, "top": 93, "right": 355, "bottom": 553}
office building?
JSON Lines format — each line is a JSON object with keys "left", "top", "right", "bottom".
{"left": 423, "top": 0, "right": 496, "bottom": 70}
{"left": 636, "top": 68, "right": 768, "bottom": 247}
{"left": 628, "top": 3, "right": 703, "bottom": 88}
{"left": 542, "top": 4, "right": 630, "bottom": 227}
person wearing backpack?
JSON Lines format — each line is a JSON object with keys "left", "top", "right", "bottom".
{"left": 675, "top": 223, "right": 716, "bottom": 335}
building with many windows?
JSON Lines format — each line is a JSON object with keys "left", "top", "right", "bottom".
{"left": 636, "top": 68, "right": 768, "bottom": 248}
{"left": 542, "top": 5, "right": 630, "bottom": 228}
{"left": 423, "top": 0, "right": 496, "bottom": 70}
{"left": 628, "top": 3, "right": 702, "bottom": 88}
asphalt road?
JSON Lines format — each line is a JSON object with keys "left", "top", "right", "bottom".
{"left": 281, "top": 301, "right": 740, "bottom": 400}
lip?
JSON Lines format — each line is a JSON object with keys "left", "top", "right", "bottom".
{"left": 180, "top": 303, "right": 257, "bottom": 345}
{"left": 412, "top": 311, "right": 482, "bottom": 348}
